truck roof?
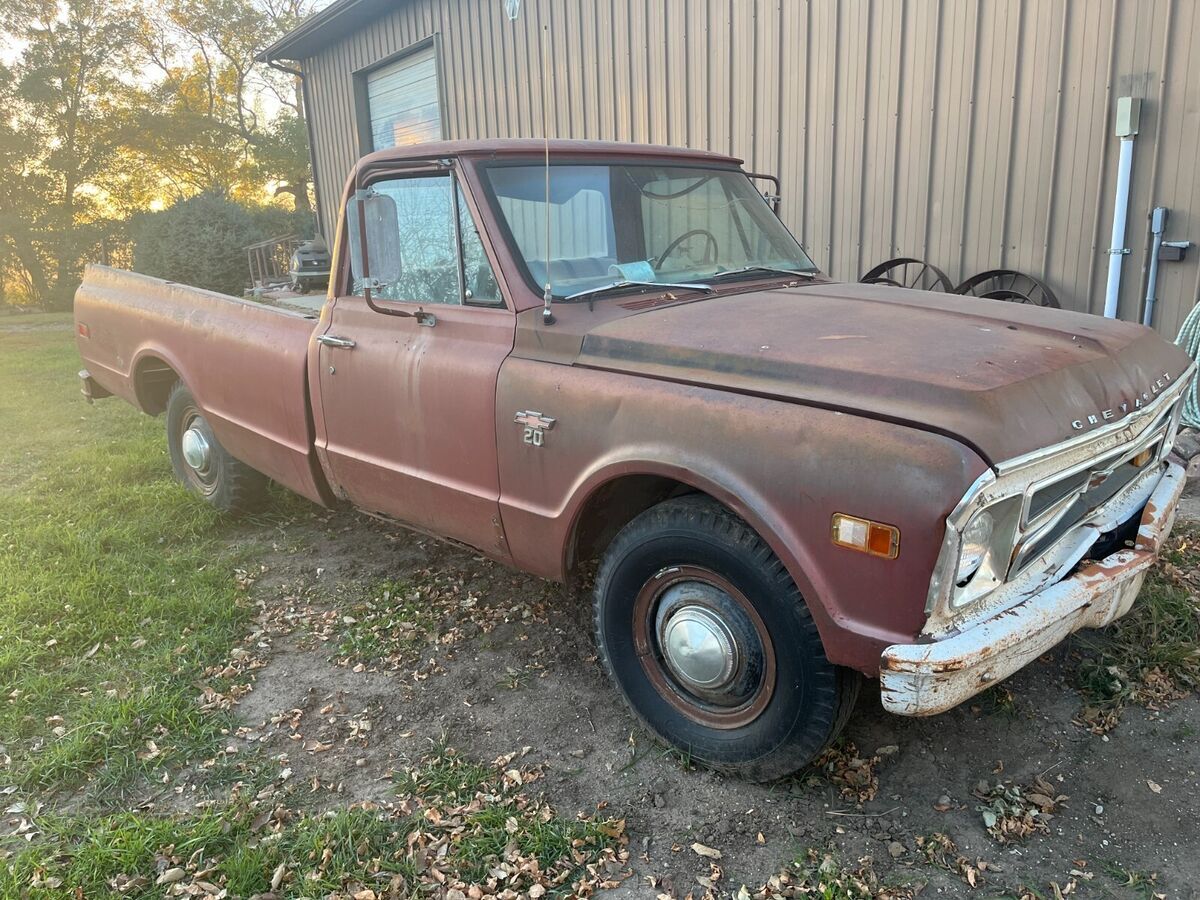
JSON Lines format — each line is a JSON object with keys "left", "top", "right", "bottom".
{"left": 357, "top": 138, "right": 742, "bottom": 168}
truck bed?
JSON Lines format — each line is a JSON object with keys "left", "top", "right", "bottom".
{"left": 74, "top": 265, "right": 330, "bottom": 504}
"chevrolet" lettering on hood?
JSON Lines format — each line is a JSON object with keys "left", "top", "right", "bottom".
{"left": 1071, "top": 371, "right": 1173, "bottom": 431}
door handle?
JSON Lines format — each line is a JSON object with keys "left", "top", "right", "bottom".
{"left": 316, "top": 334, "right": 356, "bottom": 349}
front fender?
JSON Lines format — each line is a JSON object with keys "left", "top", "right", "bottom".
{"left": 496, "top": 357, "right": 988, "bottom": 674}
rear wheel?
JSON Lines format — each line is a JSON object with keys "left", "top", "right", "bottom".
{"left": 593, "top": 495, "right": 859, "bottom": 781}
{"left": 165, "top": 381, "right": 267, "bottom": 514}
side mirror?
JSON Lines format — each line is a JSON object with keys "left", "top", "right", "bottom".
{"left": 746, "top": 172, "right": 782, "bottom": 216}
{"left": 347, "top": 189, "right": 403, "bottom": 287}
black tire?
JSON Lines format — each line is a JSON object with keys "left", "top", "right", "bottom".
{"left": 165, "top": 381, "right": 268, "bottom": 514}
{"left": 593, "top": 495, "right": 859, "bottom": 781}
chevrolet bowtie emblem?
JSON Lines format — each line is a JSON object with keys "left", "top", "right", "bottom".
{"left": 514, "top": 410, "right": 556, "bottom": 447}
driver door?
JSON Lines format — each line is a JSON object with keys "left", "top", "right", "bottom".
{"left": 314, "top": 168, "right": 516, "bottom": 558}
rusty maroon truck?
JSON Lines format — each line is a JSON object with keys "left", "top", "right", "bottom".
{"left": 76, "top": 140, "right": 1195, "bottom": 780}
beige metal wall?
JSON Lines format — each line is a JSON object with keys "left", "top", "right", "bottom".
{"left": 302, "top": 0, "right": 1200, "bottom": 335}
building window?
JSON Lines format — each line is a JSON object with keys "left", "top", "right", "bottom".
{"left": 361, "top": 41, "right": 442, "bottom": 152}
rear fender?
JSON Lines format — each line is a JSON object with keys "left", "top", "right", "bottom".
{"left": 130, "top": 344, "right": 190, "bottom": 413}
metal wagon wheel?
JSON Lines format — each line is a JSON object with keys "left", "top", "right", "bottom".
{"left": 954, "top": 269, "right": 1060, "bottom": 308}
{"left": 859, "top": 257, "right": 955, "bottom": 292}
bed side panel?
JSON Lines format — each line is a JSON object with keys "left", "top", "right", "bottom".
{"left": 74, "top": 265, "right": 329, "bottom": 504}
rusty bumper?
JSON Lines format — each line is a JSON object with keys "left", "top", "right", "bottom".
{"left": 880, "top": 461, "right": 1187, "bottom": 716}
{"left": 78, "top": 369, "right": 112, "bottom": 404}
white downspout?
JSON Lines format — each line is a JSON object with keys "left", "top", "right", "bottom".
{"left": 1103, "top": 97, "right": 1141, "bottom": 319}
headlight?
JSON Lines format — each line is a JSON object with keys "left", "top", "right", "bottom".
{"left": 956, "top": 510, "right": 994, "bottom": 583}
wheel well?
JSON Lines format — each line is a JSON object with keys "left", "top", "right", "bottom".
{"left": 568, "top": 475, "right": 701, "bottom": 577}
{"left": 133, "top": 356, "right": 180, "bottom": 415}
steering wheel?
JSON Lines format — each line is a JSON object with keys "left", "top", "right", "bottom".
{"left": 653, "top": 228, "right": 719, "bottom": 272}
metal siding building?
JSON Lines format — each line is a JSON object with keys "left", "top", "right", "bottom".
{"left": 267, "top": 0, "right": 1200, "bottom": 335}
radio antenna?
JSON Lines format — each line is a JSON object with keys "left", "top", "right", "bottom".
{"left": 540, "top": 19, "right": 554, "bottom": 325}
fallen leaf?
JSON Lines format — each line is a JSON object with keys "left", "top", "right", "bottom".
{"left": 155, "top": 868, "right": 185, "bottom": 886}
{"left": 691, "top": 842, "right": 722, "bottom": 860}
{"left": 1148, "top": 780, "right": 1163, "bottom": 794}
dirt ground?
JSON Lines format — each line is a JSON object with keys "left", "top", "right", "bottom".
{"left": 196, "top": 499, "right": 1200, "bottom": 900}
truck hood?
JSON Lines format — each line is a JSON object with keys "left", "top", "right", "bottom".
{"left": 575, "top": 282, "right": 1193, "bottom": 464}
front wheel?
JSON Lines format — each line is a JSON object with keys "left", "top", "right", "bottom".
{"left": 593, "top": 496, "right": 859, "bottom": 781}
{"left": 165, "top": 381, "right": 268, "bottom": 514}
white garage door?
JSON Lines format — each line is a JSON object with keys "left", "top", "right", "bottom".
{"left": 365, "top": 44, "right": 442, "bottom": 151}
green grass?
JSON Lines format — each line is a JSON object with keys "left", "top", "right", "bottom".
{"left": 0, "top": 746, "right": 622, "bottom": 898}
{"left": 1098, "top": 861, "right": 1161, "bottom": 900}
{"left": 0, "top": 804, "right": 418, "bottom": 897}
{"left": 334, "top": 578, "right": 438, "bottom": 666}
{"left": 0, "top": 311, "right": 74, "bottom": 328}
{"left": 0, "top": 318, "right": 625, "bottom": 897}
{"left": 780, "top": 849, "right": 916, "bottom": 899}
{"left": 394, "top": 745, "right": 614, "bottom": 886}
{"left": 0, "top": 316, "right": 271, "bottom": 798}
{"left": 391, "top": 746, "right": 621, "bottom": 895}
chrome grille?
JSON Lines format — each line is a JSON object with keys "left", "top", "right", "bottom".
{"left": 1010, "top": 406, "right": 1175, "bottom": 575}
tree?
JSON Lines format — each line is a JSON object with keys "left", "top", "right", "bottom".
{"left": 0, "top": 0, "right": 318, "bottom": 309}
{"left": 0, "top": 0, "right": 140, "bottom": 308}
{"left": 131, "top": 0, "right": 316, "bottom": 215}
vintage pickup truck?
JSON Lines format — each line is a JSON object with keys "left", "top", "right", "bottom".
{"left": 76, "top": 139, "right": 1194, "bottom": 780}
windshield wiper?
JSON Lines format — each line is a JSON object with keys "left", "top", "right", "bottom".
{"left": 562, "top": 279, "right": 714, "bottom": 303}
{"left": 709, "top": 265, "right": 819, "bottom": 282}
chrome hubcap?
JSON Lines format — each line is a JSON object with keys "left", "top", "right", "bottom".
{"left": 659, "top": 599, "right": 738, "bottom": 691}
{"left": 181, "top": 426, "right": 212, "bottom": 472}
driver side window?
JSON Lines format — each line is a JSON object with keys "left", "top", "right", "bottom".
{"left": 347, "top": 174, "right": 501, "bottom": 306}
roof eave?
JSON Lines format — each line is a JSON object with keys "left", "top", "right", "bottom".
{"left": 257, "top": 0, "right": 390, "bottom": 62}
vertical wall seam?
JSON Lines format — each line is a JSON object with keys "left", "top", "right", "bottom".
{"left": 888, "top": 0, "right": 907, "bottom": 256}
{"left": 645, "top": 0, "right": 654, "bottom": 142}
{"left": 1084, "top": 0, "right": 1121, "bottom": 314}
{"left": 828, "top": 0, "right": 842, "bottom": 269}
{"left": 728, "top": 0, "right": 736, "bottom": 156}
{"left": 660, "top": 0, "right": 670, "bottom": 144}
{"left": 1041, "top": 0, "right": 1070, "bottom": 275}
{"left": 774, "top": 0, "right": 785, "bottom": 192}
{"left": 854, "top": 0, "right": 874, "bottom": 278}
{"left": 1137, "top": 0, "right": 1173, "bottom": 321}
{"left": 956, "top": 1, "right": 984, "bottom": 277}
{"left": 998, "top": 0, "right": 1025, "bottom": 269}
{"left": 921, "top": 0, "right": 943, "bottom": 260}
{"left": 1145, "top": 0, "right": 1173, "bottom": 218}
{"left": 802, "top": 0, "right": 812, "bottom": 248}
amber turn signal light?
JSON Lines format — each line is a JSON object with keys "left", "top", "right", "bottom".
{"left": 831, "top": 513, "right": 900, "bottom": 559}
{"left": 1130, "top": 448, "right": 1154, "bottom": 468}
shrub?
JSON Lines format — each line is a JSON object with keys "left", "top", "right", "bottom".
{"left": 131, "top": 193, "right": 313, "bottom": 297}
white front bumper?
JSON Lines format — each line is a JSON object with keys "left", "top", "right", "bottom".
{"left": 880, "top": 461, "right": 1187, "bottom": 716}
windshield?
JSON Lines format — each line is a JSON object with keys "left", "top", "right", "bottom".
{"left": 483, "top": 163, "right": 816, "bottom": 300}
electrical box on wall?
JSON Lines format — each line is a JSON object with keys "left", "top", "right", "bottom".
{"left": 1115, "top": 97, "right": 1141, "bottom": 137}
{"left": 1160, "top": 241, "right": 1191, "bottom": 262}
